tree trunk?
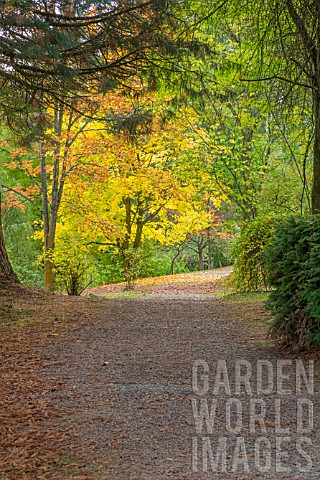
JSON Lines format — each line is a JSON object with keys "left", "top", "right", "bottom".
{"left": 43, "top": 234, "right": 54, "bottom": 292}
{"left": 170, "top": 249, "right": 180, "bottom": 275}
{"left": 170, "top": 257, "right": 175, "bottom": 275}
{"left": 207, "top": 229, "right": 212, "bottom": 270}
{"left": 0, "top": 195, "right": 19, "bottom": 286}
{"left": 285, "top": 1, "right": 320, "bottom": 213}
{"left": 312, "top": 89, "right": 320, "bottom": 214}
{"left": 43, "top": 208, "right": 58, "bottom": 292}
{"left": 40, "top": 104, "right": 64, "bottom": 292}
{"left": 170, "top": 242, "right": 185, "bottom": 275}
{"left": 40, "top": 142, "right": 55, "bottom": 291}
{"left": 124, "top": 259, "right": 132, "bottom": 290}
{"left": 199, "top": 249, "right": 204, "bottom": 271}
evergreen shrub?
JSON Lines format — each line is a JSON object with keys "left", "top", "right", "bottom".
{"left": 231, "top": 216, "right": 276, "bottom": 292}
{"left": 265, "top": 216, "right": 320, "bottom": 350}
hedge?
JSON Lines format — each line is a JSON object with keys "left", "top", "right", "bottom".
{"left": 265, "top": 216, "right": 320, "bottom": 350}
{"left": 231, "top": 216, "right": 275, "bottom": 292}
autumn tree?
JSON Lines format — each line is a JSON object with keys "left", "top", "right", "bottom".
{"left": 50, "top": 94, "right": 210, "bottom": 289}
{"left": 0, "top": 0, "right": 183, "bottom": 287}
{"left": 1, "top": 98, "right": 106, "bottom": 290}
{"left": 152, "top": 206, "right": 210, "bottom": 274}
{"left": 59, "top": 146, "right": 200, "bottom": 288}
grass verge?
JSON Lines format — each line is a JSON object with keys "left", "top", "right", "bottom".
{"left": 220, "top": 291, "right": 270, "bottom": 303}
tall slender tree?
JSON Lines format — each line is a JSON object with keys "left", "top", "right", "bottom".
{"left": 208, "top": 1, "right": 320, "bottom": 213}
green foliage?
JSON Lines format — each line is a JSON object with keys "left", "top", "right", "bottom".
{"left": 120, "top": 247, "right": 145, "bottom": 290}
{"left": 53, "top": 226, "right": 98, "bottom": 295}
{"left": 265, "top": 216, "right": 320, "bottom": 350}
{"left": 89, "top": 241, "right": 188, "bottom": 288}
{"left": 54, "top": 254, "right": 96, "bottom": 296}
{"left": 137, "top": 241, "right": 187, "bottom": 278}
{"left": 231, "top": 216, "right": 276, "bottom": 292}
{"left": 113, "top": 242, "right": 188, "bottom": 289}
{"left": 210, "top": 237, "right": 234, "bottom": 268}
{"left": 3, "top": 206, "right": 43, "bottom": 287}
{"left": 95, "top": 252, "right": 124, "bottom": 285}
{"left": 184, "top": 236, "right": 233, "bottom": 270}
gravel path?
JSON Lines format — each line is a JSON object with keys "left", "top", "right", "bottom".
{"left": 42, "top": 294, "right": 320, "bottom": 479}
{"left": 85, "top": 267, "right": 233, "bottom": 298}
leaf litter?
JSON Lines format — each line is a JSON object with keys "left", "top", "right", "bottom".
{"left": 0, "top": 271, "right": 320, "bottom": 479}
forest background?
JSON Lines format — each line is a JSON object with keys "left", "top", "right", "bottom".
{"left": 0, "top": 0, "right": 317, "bottom": 297}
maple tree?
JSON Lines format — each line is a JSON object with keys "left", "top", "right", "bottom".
{"left": 54, "top": 102, "right": 211, "bottom": 289}
{"left": 0, "top": 88, "right": 213, "bottom": 291}
{"left": 149, "top": 205, "right": 211, "bottom": 274}
{"left": 0, "top": 0, "right": 184, "bottom": 287}
{"left": 2, "top": 98, "right": 106, "bottom": 290}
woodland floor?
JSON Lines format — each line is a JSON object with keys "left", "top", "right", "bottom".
{"left": 0, "top": 268, "right": 320, "bottom": 480}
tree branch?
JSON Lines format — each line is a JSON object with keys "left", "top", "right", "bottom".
{"left": 0, "top": 184, "right": 42, "bottom": 212}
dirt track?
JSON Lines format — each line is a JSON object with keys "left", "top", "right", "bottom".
{"left": 44, "top": 297, "right": 320, "bottom": 479}
{"left": 1, "top": 270, "right": 320, "bottom": 479}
